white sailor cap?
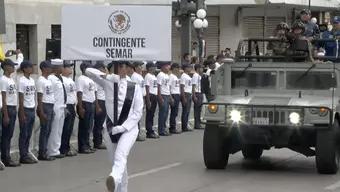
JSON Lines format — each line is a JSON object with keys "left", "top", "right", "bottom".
{"left": 51, "top": 59, "right": 64, "bottom": 66}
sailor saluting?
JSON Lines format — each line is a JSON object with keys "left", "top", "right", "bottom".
{"left": 85, "top": 60, "right": 143, "bottom": 192}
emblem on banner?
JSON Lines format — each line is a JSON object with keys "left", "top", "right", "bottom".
{"left": 108, "top": 10, "right": 131, "bottom": 34}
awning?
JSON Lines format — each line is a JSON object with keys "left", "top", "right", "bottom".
{"left": 205, "top": 0, "right": 340, "bottom": 8}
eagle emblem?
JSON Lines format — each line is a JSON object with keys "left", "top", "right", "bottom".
{"left": 108, "top": 10, "right": 131, "bottom": 34}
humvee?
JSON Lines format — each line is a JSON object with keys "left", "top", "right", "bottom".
{"left": 202, "top": 38, "right": 340, "bottom": 174}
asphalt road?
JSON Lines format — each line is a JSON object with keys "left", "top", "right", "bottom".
{"left": 1, "top": 130, "right": 340, "bottom": 192}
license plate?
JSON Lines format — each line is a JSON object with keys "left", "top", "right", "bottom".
{"left": 252, "top": 117, "right": 269, "bottom": 125}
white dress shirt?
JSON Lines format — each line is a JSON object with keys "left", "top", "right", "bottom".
{"left": 85, "top": 68, "right": 143, "bottom": 132}
{"left": 48, "top": 75, "right": 66, "bottom": 108}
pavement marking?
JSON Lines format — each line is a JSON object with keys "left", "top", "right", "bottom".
{"left": 129, "top": 162, "right": 182, "bottom": 179}
{"left": 325, "top": 180, "right": 340, "bottom": 191}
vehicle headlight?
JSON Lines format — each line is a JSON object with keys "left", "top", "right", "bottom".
{"left": 208, "top": 104, "right": 218, "bottom": 113}
{"left": 230, "top": 110, "right": 242, "bottom": 124}
{"left": 289, "top": 112, "right": 300, "bottom": 124}
{"left": 319, "top": 108, "right": 329, "bottom": 117}
{"left": 309, "top": 107, "right": 329, "bottom": 117}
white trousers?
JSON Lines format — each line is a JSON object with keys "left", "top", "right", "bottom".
{"left": 103, "top": 123, "right": 138, "bottom": 192}
{"left": 47, "top": 106, "right": 65, "bottom": 156}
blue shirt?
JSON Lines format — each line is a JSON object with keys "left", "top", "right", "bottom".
{"left": 322, "top": 30, "right": 340, "bottom": 58}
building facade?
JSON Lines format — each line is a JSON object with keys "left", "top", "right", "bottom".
{"left": 0, "top": 0, "right": 338, "bottom": 63}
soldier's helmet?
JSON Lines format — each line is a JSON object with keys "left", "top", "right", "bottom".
{"left": 276, "top": 22, "right": 290, "bottom": 32}
{"left": 300, "top": 9, "right": 311, "bottom": 15}
{"left": 291, "top": 21, "right": 305, "bottom": 32}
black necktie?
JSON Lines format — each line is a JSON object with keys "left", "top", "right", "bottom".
{"left": 56, "top": 75, "right": 67, "bottom": 104}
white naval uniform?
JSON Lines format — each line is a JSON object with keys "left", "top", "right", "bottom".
{"left": 86, "top": 68, "right": 143, "bottom": 192}
{"left": 47, "top": 74, "right": 66, "bottom": 156}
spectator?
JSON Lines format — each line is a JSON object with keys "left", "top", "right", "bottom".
{"left": 169, "top": 63, "right": 181, "bottom": 134}
{"left": 182, "top": 53, "right": 191, "bottom": 65}
{"left": 18, "top": 60, "right": 37, "bottom": 164}
{"left": 60, "top": 61, "right": 78, "bottom": 156}
{"left": 1, "top": 59, "right": 20, "bottom": 167}
{"left": 180, "top": 64, "right": 193, "bottom": 132}
{"left": 192, "top": 64, "right": 204, "bottom": 130}
{"left": 36, "top": 61, "right": 56, "bottom": 161}
{"left": 215, "top": 54, "right": 225, "bottom": 69}
{"left": 225, "top": 48, "right": 233, "bottom": 58}
{"left": 192, "top": 42, "right": 198, "bottom": 57}
{"left": 144, "top": 62, "right": 159, "bottom": 139}
{"left": 321, "top": 16, "right": 340, "bottom": 59}
{"left": 157, "top": 61, "right": 173, "bottom": 136}
{"left": 76, "top": 62, "right": 97, "bottom": 154}
{"left": 92, "top": 61, "right": 107, "bottom": 149}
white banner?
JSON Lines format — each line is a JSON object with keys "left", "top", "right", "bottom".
{"left": 61, "top": 5, "right": 172, "bottom": 61}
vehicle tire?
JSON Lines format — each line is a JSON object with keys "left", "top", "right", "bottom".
{"left": 242, "top": 145, "right": 263, "bottom": 160}
{"left": 316, "top": 120, "right": 340, "bottom": 174}
{"left": 203, "top": 122, "right": 229, "bottom": 169}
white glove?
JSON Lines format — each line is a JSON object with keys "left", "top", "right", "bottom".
{"left": 111, "top": 125, "right": 126, "bottom": 135}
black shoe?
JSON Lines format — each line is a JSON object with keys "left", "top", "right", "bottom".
{"left": 159, "top": 132, "right": 171, "bottom": 136}
{"left": 146, "top": 133, "right": 160, "bottom": 139}
{"left": 90, "top": 148, "right": 96, "bottom": 153}
{"left": 106, "top": 176, "right": 115, "bottom": 192}
{"left": 38, "top": 155, "right": 56, "bottom": 161}
{"left": 182, "top": 128, "right": 193, "bottom": 132}
{"left": 66, "top": 151, "right": 78, "bottom": 157}
{"left": 136, "top": 135, "right": 146, "bottom": 141}
{"left": 170, "top": 129, "right": 181, "bottom": 134}
{"left": 3, "top": 159, "right": 21, "bottom": 167}
{"left": 51, "top": 154, "right": 65, "bottom": 159}
{"left": 20, "top": 157, "right": 37, "bottom": 164}
{"left": 94, "top": 144, "right": 106, "bottom": 150}
{"left": 79, "top": 149, "right": 92, "bottom": 154}
{"left": 194, "top": 127, "right": 204, "bottom": 130}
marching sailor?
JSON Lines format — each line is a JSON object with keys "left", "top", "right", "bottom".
{"left": 85, "top": 60, "right": 143, "bottom": 192}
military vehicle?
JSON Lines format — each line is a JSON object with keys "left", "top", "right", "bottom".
{"left": 202, "top": 38, "right": 340, "bottom": 174}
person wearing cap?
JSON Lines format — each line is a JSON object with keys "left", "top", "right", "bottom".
{"left": 76, "top": 62, "right": 97, "bottom": 154}
{"left": 59, "top": 61, "right": 78, "bottom": 157}
{"left": 92, "top": 61, "right": 107, "bottom": 149}
{"left": 84, "top": 60, "right": 143, "bottom": 192}
{"left": 36, "top": 60, "right": 56, "bottom": 161}
{"left": 180, "top": 63, "right": 193, "bottom": 132}
{"left": 0, "top": 59, "right": 20, "bottom": 167}
{"left": 321, "top": 16, "right": 340, "bottom": 60}
{"left": 192, "top": 64, "right": 204, "bottom": 130}
{"left": 287, "top": 21, "right": 315, "bottom": 62}
{"left": 144, "top": 62, "right": 159, "bottom": 139}
{"left": 157, "top": 61, "right": 173, "bottom": 136}
{"left": 169, "top": 63, "right": 181, "bottom": 134}
{"left": 47, "top": 59, "right": 67, "bottom": 158}
{"left": 267, "top": 22, "right": 290, "bottom": 57}
{"left": 297, "top": 9, "right": 320, "bottom": 40}
{"left": 127, "top": 61, "right": 146, "bottom": 141}
{"left": 17, "top": 60, "right": 37, "bottom": 164}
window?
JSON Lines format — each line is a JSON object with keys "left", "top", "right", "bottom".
{"left": 286, "top": 71, "right": 336, "bottom": 90}
{"left": 51, "top": 25, "right": 61, "bottom": 40}
{"left": 232, "top": 71, "right": 277, "bottom": 89}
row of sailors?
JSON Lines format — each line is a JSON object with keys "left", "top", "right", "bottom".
{"left": 0, "top": 58, "right": 204, "bottom": 169}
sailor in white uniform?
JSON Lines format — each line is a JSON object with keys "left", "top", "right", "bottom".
{"left": 85, "top": 61, "right": 143, "bottom": 192}
{"left": 47, "top": 59, "right": 67, "bottom": 158}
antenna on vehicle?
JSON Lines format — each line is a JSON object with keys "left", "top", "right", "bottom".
{"left": 245, "top": 89, "right": 249, "bottom": 97}
{"left": 298, "top": 91, "right": 302, "bottom": 98}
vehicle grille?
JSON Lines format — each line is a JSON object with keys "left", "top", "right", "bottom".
{"left": 227, "top": 106, "right": 303, "bottom": 126}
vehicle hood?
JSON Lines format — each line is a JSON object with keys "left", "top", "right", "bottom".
{"left": 213, "top": 95, "right": 335, "bottom": 108}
